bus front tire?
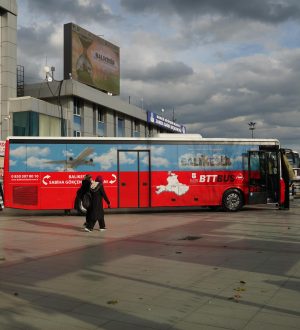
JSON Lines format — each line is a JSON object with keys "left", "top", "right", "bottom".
{"left": 222, "top": 189, "right": 243, "bottom": 212}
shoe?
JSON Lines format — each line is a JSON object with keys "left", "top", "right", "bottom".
{"left": 100, "top": 228, "right": 106, "bottom": 232}
{"left": 84, "top": 227, "right": 92, "bottom": 232}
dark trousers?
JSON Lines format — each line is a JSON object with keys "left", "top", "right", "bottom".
{"left": 90, "top": 213, "right": 106, "bottom": 229}
{"left": 98, "top": 216, "right": 106, "bottom": 229}
{"left": 84, "top": 208, "right": 93, "bottom": 229}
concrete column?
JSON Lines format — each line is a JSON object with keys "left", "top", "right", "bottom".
{"left": 124, "top": 117, "right": 132, "bottom": 137}
{"left": 0, "top": 1, "right": 17, "bottom": 139}
{"left": 83, "top": 102, "right": 94, "bottom": 137}
{"left": 105, "top": 112, "right": 115, "bottom": 137}
{"left": 140, "top": 123, "right": 146, "bottom": 137}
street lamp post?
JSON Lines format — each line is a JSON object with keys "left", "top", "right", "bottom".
{"left": 248, "top": 122, "right": 256, "bottom": 138}
{"left": 44, "top": 66, "right": 66, "bottom": 136}
{"left": 161, "top": 108, "right": 176, "bottom": 122}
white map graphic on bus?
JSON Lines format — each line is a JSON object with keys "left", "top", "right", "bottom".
{"left": 156, "top": 171, "right": 189, "bottom": 196}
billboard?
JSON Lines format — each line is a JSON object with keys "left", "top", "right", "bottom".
{"left": 64, "top": 23, "right": 120, "bottom": 95}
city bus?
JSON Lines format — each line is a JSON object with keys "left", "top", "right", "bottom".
{"left": 3, "top": 135, "right": 289, "bottom": 213}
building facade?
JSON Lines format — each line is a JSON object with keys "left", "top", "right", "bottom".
{"left": 12, "top": 78, "right": 169, "bottom": 138}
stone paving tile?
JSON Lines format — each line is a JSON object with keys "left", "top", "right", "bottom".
{"left": 246, "top": 310, "right": 300, "bottom": 328}
{"left": 96, "top": 319, "right": 170, "bottom": 330}
{"left": 0, "top": 309, "right": 105, "bottom": 330}
{"left": 265, "top": 292, "right": 300, "bottom": 314}
{"left": 182, "top": 309, "right": 250, "bottom": 329}
{"left": 170, "top": 321, "right": 228, "bottom": 330}
{"left": 243, "top": 319, "right": 300, "bottom": 330}
{"left": 0, "top": 283, "right": 50, "bottom": 304}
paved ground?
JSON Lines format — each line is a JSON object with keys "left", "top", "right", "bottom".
{"left": 0, "top": 201, "right": 300, "bottom": 330}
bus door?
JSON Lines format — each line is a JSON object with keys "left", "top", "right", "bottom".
{"left": 118, "top": 150, "right": 151, "bottom": 208}
{"left": 248, "top": 150, "right": 280, "bottom": 204}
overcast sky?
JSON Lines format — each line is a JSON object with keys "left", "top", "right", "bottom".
{"left": 17, "top": 0, "right": 300, "bottom": 150}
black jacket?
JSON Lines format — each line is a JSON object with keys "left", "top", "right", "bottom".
{"left": 77, "top": 178, "right": 91, "bottom": 199}
{"left": 90, "top": 182, "right": 110, "bottom": 219}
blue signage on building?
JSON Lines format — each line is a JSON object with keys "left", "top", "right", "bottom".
{"left": 147, "top": 111, "right": 186, "bottom": 134}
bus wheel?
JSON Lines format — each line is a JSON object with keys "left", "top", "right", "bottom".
{"left": 222, "top": 189, "right": 243, "bottom": 211}
{"left": 75, "top": 196, "right": 87, "bottom": 215}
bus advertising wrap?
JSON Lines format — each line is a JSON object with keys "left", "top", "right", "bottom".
{"left": 4, "top": 137, "right": 286, "bottom": 212}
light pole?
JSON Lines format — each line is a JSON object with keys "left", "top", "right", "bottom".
{"left": 161, "top": 108, "right": 176, "bottom": 122}
{"left": 44, "top": 66, "right": 66, "bottom": 136}
{"left": 248, "top": 122, "right": 256, "bottom": 138}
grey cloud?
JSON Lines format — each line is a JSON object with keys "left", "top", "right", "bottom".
{"left": 23, "top": 0, "right": 118, "bottom": 24}
{"left": 120, "top": 0, "right": 170, "bottom": 13}
{"left": 18, "top": 0, "right": 300, "bottom": 150}
{"left": 18, "top": 25, "right": 64, "bottom": 83}
{"left": 121, "top": 0, "right": 300, "bottom": 23}
{"left": 184, "top": 112, "right": 300, "bottom": 149}
{"left": 123, "top": 61, "right": 194, "bottom": 82}
{"left": 18, "top": 26, "right": 55, "bottom": 57}
{"left": 121, "top": 49, "right": 300, "bottom": 149}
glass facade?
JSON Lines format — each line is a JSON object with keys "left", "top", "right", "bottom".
{"left": 13, "top": 111, "right": 63, "bottom": 137}
{"left": 98, "top": 122, "right": 105, "bottom": 136}
{"left": 39, "top": 114, "right": 60, "bottom": 136}
{"left": 94, "top": 104, "right": 106, "bottom": 136}
{"left": 73, "top": 97, "right": 83, "bottom": 136}
{"left": 13, "top": 111, "right": 39, "bottom": 136}
{"left": 117, "top": 117, "right": 124, "bottom": 137}
{"left": 73, "top": 98, "right": 83, "bottom": 116}
{"left": 73, "top": 115, "right": 81, "bottom": 131}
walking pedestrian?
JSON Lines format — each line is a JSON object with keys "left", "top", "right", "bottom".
{"left": 76, "top": 174, "right": 92, "bottom": 231}
{"left": 89, "top": 175, "right": 110, "bottom": 231}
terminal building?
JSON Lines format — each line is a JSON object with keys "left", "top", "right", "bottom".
{"left": 0, "top": 1, "right": 185, "bottom": 171}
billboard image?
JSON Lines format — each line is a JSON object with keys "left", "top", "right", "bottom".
{"left": 64, "top": 23, "right": 120, "bottom": 95}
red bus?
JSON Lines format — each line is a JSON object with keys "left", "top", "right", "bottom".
{"left": 3, "top": 135, "right": 289, "bottom": 212}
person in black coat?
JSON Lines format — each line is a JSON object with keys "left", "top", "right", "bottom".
{"left": 89, "top": 175, "right": 110, "bottom": 231}
{"left": 76, "top": 174, "right": 92, "bottom": 231}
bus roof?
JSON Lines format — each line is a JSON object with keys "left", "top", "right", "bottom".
{"left": 6, "top": 135, "right": 280, "bottom": 145}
